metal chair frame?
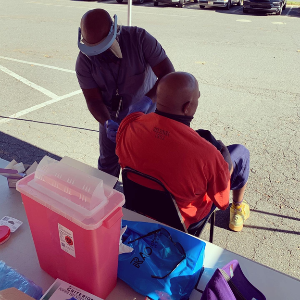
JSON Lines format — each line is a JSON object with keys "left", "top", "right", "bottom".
{"left": 122, "top": 167, "right": 216, "bottom": 243}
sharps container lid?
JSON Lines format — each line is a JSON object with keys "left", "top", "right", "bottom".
{"left": 16, "top": 157, "right": 125, "bottom": 230}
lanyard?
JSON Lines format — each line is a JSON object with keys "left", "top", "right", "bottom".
{"left": 106, "top": 59, "right": 122, "bottom": 118}
{"left": 107, "top": 59, "right": 121, "bottom": 92}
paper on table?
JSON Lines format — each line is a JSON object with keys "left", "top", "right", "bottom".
{"left": 0, "top": 160, "right": 38, "bottom": 188}
{"left": 0, "top": 161, "right": 37, "bottom": 179}
{"left": 4, "top": 160, "right": 18, "bottom": 170}
{"left": 0, "top": 216, "right": 23, "bottom": 232}
{"left": 41, "top": 279, "right": 104, "bottom": 300}
{"left": 24, "top": 162, "right": 38, "bottom": 175}
{"left": 119, "top": 225, "right": 133, "bottom": 255}
{"left": 12, "top": 163, "right": 25, "bottom": 173}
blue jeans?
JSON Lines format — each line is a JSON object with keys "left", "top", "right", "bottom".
{"left": 98, "top": 124, "right": 120, "bottom": 177}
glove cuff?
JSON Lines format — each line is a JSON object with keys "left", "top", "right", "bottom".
{"left": 141, "top": 95, "right": 152, "bottom": 106}
{"left": 128, "top": 96, "right": 153, "bottom": 115}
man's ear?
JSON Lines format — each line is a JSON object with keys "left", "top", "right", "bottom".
{"left": 182, "top": 101, "right": 191, "bottom": 115}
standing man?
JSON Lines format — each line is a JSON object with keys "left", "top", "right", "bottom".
{"left": 76, "top": 9, "right": 175, "bottom": 177}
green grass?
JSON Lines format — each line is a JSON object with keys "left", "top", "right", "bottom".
{"left": 286, "top": 1, "right": 300, "bottom": 5}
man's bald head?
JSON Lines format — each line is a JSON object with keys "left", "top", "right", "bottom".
{"left": 80, "top": 9, "right": 112, "bottom": 45}
{"left": 156, "top": 72, "right": 200, "bottom": 117}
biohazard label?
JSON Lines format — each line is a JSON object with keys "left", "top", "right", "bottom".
{"left": 58, "top": 224, "right": 76, "bottom": 257}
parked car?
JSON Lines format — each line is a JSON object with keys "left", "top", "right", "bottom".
{"left": 243, "top": 0, "right": 286, "bottom": 14}
{"left": 199, "top": 0, "right": 242, "bottom": 9}
{"left": 153, "top": 0, "right": 197, "bottom": 8}
{"left": 116, "top": 0, "right": 145, "bottom": 3}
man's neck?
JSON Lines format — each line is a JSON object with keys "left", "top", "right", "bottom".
{"left": 155, "top": 109, "right": 193, "bottom": 127}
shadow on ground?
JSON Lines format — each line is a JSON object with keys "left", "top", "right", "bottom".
{"left": 0, "top": 131, "right": 61, "bottom": 165}
{"left": 0, "top": 116, "right": 98, "bottom": 133}
{"left": 214, "top": 205, "right": 300, "bottom": 235}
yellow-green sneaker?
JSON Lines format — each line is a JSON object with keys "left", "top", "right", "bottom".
{"left": 229, "top": 200, "right": 250, "bottom": 232}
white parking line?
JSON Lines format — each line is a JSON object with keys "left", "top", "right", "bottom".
{"left": 0, "top": 90, "right": 82, "bottom": 125}
{"left": 0, "top": 56, "right": 75, "bottom": 73}
{"left": 0, "top": 56, "right": 82, "bottom": 125}
{"left": 285, "top": 6, "right": 293, "bottom": 16}
{"left": 236, "top": 19, "right": 252, "bottom": 22}
{"left": 0, "top": 64, "right": 58, "bottom": 98}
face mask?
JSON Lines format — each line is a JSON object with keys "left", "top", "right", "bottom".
{"left": 96, "top": 35, "right": 122, "bottom": 63}
{"left": 109, "top": 39, "right": 123, "bottom": 59}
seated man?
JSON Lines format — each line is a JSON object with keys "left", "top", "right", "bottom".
{"left": 116, "top": 72, "right": 250, "bottom": 232}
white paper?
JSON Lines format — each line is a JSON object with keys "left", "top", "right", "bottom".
{"left": 119, "top": 225, "right": 133, "bottom": 255}
{"left": 5, "top": 159, "right": 18, "bottom": 170}
{"left": 41, "top": 278, "right": 104, "bottom": 300}
{"left": 25, "top": 161, "right": 38, "bottom": 175}
{"left": 0, "top": 216, "right": 23, "bottom": 232}
{"left": 12, "top": 162, "right": 25, "bottom": 173}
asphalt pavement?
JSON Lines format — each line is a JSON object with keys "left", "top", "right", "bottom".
{"left": 0, "top": 0, "right": 300, "bottom": 283}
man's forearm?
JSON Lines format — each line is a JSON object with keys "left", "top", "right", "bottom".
{"left": 145, "top": 81, "right": 159, "bottom": 100}
{"left": 147, "top": 57, "right": 175, "bottom": 101}
{"left": 87, "top": 100, "right": 111, "bottom": 125}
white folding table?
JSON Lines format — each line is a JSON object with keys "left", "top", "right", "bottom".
{"left": 0, "top": 158, "right": 299, "bottom": 300}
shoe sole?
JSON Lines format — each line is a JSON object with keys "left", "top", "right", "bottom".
{"left": 229, "top": 223, "right": 243, "bottom": 232}
{"left": 229, "top": 211, "right": 250, "bottom": 232}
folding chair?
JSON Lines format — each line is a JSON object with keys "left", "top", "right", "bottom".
{"left": 122, "top": 167, "right": 216, "bottom": 243}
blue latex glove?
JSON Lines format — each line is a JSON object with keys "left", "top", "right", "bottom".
{"left": 127, "top": 95, "right": 153, "bottom": 115}
{"left": 105, "top": 119, "right": 119, "bottom": 143}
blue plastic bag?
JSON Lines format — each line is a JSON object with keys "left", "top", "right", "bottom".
{"left": 0, "top": 261, "right": 43, "bottom": 300}
{"left": 118, "top": 221, "right": 206, "bottom": 300}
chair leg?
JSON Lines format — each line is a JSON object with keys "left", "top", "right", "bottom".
{"left": 209, "top": 211, "right": 215, "bottom": 243}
